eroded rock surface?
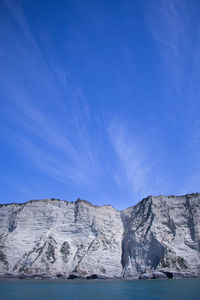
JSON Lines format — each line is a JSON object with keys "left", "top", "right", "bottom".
{"left": 121, "top": 194, "right": 200, "bottom": 278}
{"left": 0, "top": 194, "right": 200, "bottom": 279}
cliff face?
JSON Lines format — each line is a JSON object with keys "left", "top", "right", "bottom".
{"left": 121, "top": 194, "right": 200, "bottom": 278}
{"left": 0, "top": 194, "right": 200, "bottom": 279}
{"left": 0, "top": 200, "right": 123, "bottom": 278}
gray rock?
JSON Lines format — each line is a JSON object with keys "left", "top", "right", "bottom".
{"left": 172, "top": 272, "right": 197, "bottom": 279}
{"left": 0, "top": 194, "right": 200, "bottom": 279}
{"left": 86, "top": 274, "right": 111, "bottom": 279}
{"left": 139, "top": 273, "right": 152, "bottom": 280}
{"left": 157, "top": 270, "right": 173, "bottom": 278}
{"left": 68, "top": 273, "right": 83, "bottom": 279}
{"left": 152, "top": 271, "right": 168, "bottom": 279}
{"left": 139, "top": 271, "right": 168, "bottom": 280}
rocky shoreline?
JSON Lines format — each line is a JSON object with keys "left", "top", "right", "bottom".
{"left": 0, "top": 270, "right": 199, "bottom": 280}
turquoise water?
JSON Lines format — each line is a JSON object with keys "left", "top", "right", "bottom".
{"left": 0, "top": 279, "right": 199, "bottom": 300}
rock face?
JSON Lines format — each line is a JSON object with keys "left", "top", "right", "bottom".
{"left": 0, "top": 194, "right": 200, "bottom": 279}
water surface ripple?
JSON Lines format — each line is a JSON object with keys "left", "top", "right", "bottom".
{"left": 0, "top": 279, "right": 199, "bottom": 300}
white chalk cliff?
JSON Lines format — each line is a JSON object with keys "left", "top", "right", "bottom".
{"left": 0, "top": 193, "right": 200, "bottom": 279}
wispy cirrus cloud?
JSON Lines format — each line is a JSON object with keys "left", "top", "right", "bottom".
{"left": 108, "top": 120, "right": 164, "bottom": 201}
{"left": 2, "top": 87, "right": 102, "bottom": 188}
{"left": 0, "top": 0, "right": 103, "bottom": 191}
{"left": 147, "top": 0, "right": 199, "bottom": 92}
{"left": 147, "top": 0, "right": 200, "bottom": 195}
{"left": 0, "top": 0, "right": 174, "bottom": 206}
{"left": 2, "top": 0, "right": 200, "bottom": 208}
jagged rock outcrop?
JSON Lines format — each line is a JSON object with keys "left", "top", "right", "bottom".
{"left": 0, "top": 194, "right": 200, "bottom": 279}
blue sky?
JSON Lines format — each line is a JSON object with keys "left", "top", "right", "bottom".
{"left": 0, "top": 0, "right": 200, "bottom": 209}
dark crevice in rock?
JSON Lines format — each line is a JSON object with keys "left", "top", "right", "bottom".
{"left": 184, "top": 196, "right": 196, "bottom": 242}
{"left": 121, "top": 236, "right": 128, "bottom": 269}
{"left": 162, "top": 211, "right": 176, "bottom": 237}
{"left": 86, "top": 274, "right": 98, "bottom": 279}
{"left": 60, "top": 241, "right": 70, "bottom": 263}
{"left": 68, "top": 273, "right": 82, "bottom": 279}
{"left": 135, "top": 197, "right": 153, "bottom": 232}
{"left": 31, "top": 241, "right": 47, "bottom": 266}
{"left": 0, "top": 250, "right": 8, "bottom": 268}
{"left": 8, "top": 205, "right": 25, "bottom": 233}
{"left": 144, "top": 212, "right": 154, "bottom": 238}
{"left": 74, "top": 201, "right": 79, "bottom": 223}
{"left": 146, "top": 234, "right": 165, "bottom": 269}
{"left": 45, "top": 237, "right": 57, "bottom": 264}
{"left": 162, "top": 271, "right": 173, "bottom": 278}
{"left": 8, "top": 220, "right": 16, "bottom": 233}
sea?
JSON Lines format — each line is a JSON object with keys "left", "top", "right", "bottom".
{"left": 0, "top": 279, "right": 199, "bottom": 300}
